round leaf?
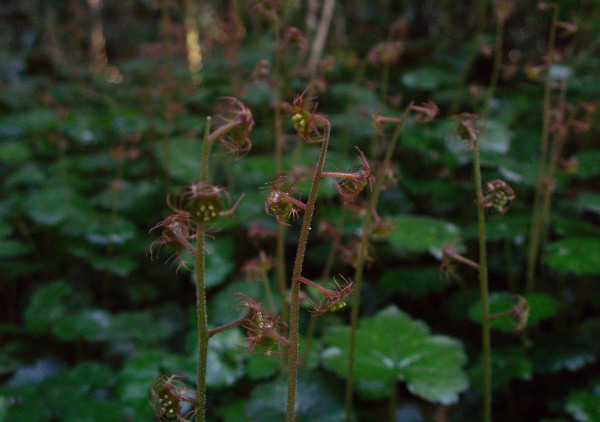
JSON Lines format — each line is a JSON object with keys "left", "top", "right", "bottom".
{"left": 322, "top": 306, "right": 468, "bottom": 404}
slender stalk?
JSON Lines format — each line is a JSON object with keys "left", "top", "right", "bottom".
{"left": 473, "top": 136, "right": 492, "bottom": 422}
{"left": 345, "top": 107, "right": 411, "bottom": 420}
{"left": 285, "top": 123, "right": 330, "bottom": 422}
{"left": 195, "top": 222, "right": 208, "bottom": 422}
{"left": 526, "top": 5, "right": 559, "bottom": 293}
{"left": 200, "top": 118, "right": 212, "bottom": 183}
{"left": 208, "top": 312, "right": 249, "bottom": 338}
{"left": 194, "top": 117, "right": 214, "bottom": 422}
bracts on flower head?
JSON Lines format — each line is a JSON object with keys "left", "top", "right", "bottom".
{"left": 263, "top": 176, "right": 307, "bottom": 224}
{"left": 298, "top": 275, "right": 354, "bottom": 316}
{"left": 235, "top": 294, "right": 289, "bottom": 356}
{"left": 212, "top": 97, "right": 255, "bottom": 157}
{"left": 321, "top": 148, "right": 375, "bottom": 203}
{"left": 290, "top": 89, "right": 329, "bottom": 143}
{"left": 149, "top": 374, "right": 198, "bottom": 422}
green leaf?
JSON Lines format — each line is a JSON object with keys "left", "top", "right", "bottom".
{"left": 52, "top": 309, "right": 112, "bottom": 342}
{"left": 5, "top": 163, "right": 46, "bottom": 187}
{"left": 208, "top": 279, "right": 262, "bottom": 326}
{"left": 0, "top": 109, "right": 58, "bottom": 135}
{"left": 463, "top": 214, "right": 530, "bottom": 241}
{"left": 61, "top": 212, "right": 137, "bottom": 246}
{"left": 68, "top": 244, "right": 138, "bottom": 277}
{"left": 245, "top": 336, "right": 319, "bottom": 380}
{"left": 245, "top": 373, "right": 346, "bottom": 422}
{"left": 574, "top": 192, "right": 600, "bottom": 215}
{"left": 205, "top": 328, "right": 246, "bottom": 388}
{"left": 469, "top": 292, "right": 559, "bottom": 332}
{"left": 23, "top": 186, "right": 82, "bottom": 226}
{"left": 441, "top": 119, "right": 512, "bottom": 159}
{"left": 572, "top": 150, "right": 600, "bottom": 179}
{"left": 469, "top": 348, "right": 532, "bottom": 391}
{"left": 566, "top": 388, "right": 600, "bottom": 422}
{"left": 216, "top": 400, "right": 253, "bottom": 422}
{"left": 378, "top": 266, "right": 451, "bottom": 297}
{"left": 108, "top": 306, "right": 182, "bottom": 344}
{"left": 24, "top": 281, "right": 72, "bottom": 334}
{"left": 544, "top": 237, "right": 600, "bottom": 275}
{"left": 191, "top": 238, "right": 234, "bottom": 289}
{"left": 533, "top": 335, "right": 596, "bottom": 373}
{"left": 153, "top": 137, "right": 203, "bottom": 181}
{"left": 91, "top": 181, "right": 158, "bottom": 212}
{"left": 0, "top": 141, "right": 31, "bottom": 164}
{"left": 387, "top": 215, "right": 460, "bottom": 255}
{"left": 322, "top": 306, "right": 468, "bottom": 404}
{"left": 0, "top": 239, "right": 33, "bottom": 258}
{"left": 402, "top": 67, "right": 458, "bottom": 90}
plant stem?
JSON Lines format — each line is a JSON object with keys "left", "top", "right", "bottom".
{"left": 526, "top": 5, "right": 559, "bottom": 293}
{"left": 208, "top": 311, "right": 249, "bottom": 338}
{"left": 345, "top": 107, "right": 411, "bottom": 421}
{"left": 285, "top": 123, "right": 330, "bottom": 422}
{"left": 194, "top": 117, "right": 213, "bottom": 422}
{"left": 473, "top": 135, "right": 492, "bottom": 422}
{"left": 195, "top": 222, "right": 208, "bottom": 422}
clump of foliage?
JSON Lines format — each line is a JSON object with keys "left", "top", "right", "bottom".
{"left": 1, "top": 1, "right": 600, "bottom": 422}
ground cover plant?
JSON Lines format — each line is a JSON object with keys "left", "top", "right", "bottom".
{"left": 1, "top": 1, "right": 599, "bottom": 421}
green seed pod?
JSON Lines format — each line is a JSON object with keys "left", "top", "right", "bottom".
{"left": 267, "top": 191, "right": 292, "bottom": 219}
{"left": 187, "top": 194, "right": 223, "bottom": 223}
{"left": 156, "top": 387, "right": 181, "bottom": 420}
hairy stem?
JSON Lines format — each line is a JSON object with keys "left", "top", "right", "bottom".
{"left": 195, "top": 223, "right": 208, "bottom": 422}
{"left": 195, "top": 117, "right": 213, "bottom": 422}
{"left": 285, "top": 123, "right": 330, "bottom": 422}
{"left": 345, "top": 107, "right": 411, "bottom": 420}
{"left": 208, "top": 310, "right": 248, "bottom": 338}
{"left": 473, "top": 136, "right": 492, "bottom": 422}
